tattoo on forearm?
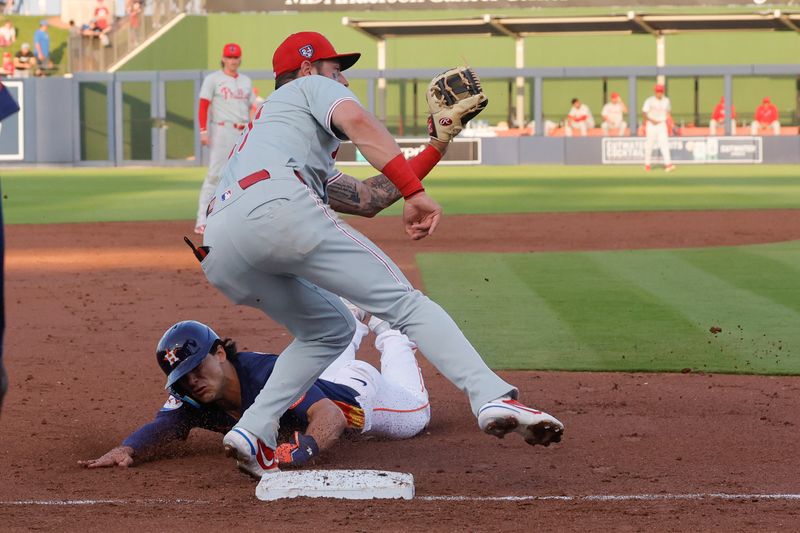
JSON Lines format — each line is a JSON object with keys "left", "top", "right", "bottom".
{"left": 328, "top": 173, "right": 402, "bottom": 217}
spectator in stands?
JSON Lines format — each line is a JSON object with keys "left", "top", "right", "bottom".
{"left": 0, "top": 20, "right": 16, "bottom": 47}
{"left": 750, "top": 97, "right": 780, "bottom": 136}
{"left": 94, "top": 0, "right": 111, "bottom": 32}
{"left": 0, "top": 51, "right": 13, "bottom": 77}
{"left": 565, "top": 98, "right": 594, "bottom": 137}
{"left": 2, "top": 1, "right": 13, "bottom": 15}
{"left": 33, "top": 19, "right": 52, "bottom": 71}
{"left": 128, "top": 0, "right": 142, "bottom": 46}
{"left": 13, "top": 42, "right": 35, "bottom": 77}
{"left": 709, "top": 96, "right": 736, "bottom": 136}
{"left": 601, "top": 92, "right": 627, "bottom": 136}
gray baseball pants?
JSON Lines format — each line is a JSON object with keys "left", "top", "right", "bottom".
{"left": 202, "top": 172, "right": 515, "bottom": 448}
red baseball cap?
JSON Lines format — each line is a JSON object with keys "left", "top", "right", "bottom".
{"left": 610, "top": 92, "right": 619, "bottom": 99}
{"left": 762, "top": 96, "right": 771, "bottom": 103}
{"left": 654, "top": 84, "right": 665, "bottom": 92}
{"left": 272, "top": 32, "right": 360, "bottom": 78}
{"left": 222, "top": 43, "right": 241, "bottom": 58}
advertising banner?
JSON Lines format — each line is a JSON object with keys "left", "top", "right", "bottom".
{"left": 601, "top": 136, "right": 762, "bottom": 165}
{"left": 0, "top": 81, "right": 23, "bottom": 162}
{"left": 208, "top": 0, "right": 788, "bottom": 13}
{"left": 336, "top": 137, "right": 481, "bottom": 165}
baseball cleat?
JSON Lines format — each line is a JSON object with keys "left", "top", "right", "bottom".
{"left": 477, "top": 398, "right": 564, "bottom": 447}
{"left": 367, "top": 315, "right": 391, "bottom": 336}
{"left": 194, "top": 225, "right": 206, "bottom": 235}
{"left": 223, "top": 427, "right": 278, "bottom": 479}
{"left": 664, "top": 164, "right": 676, "bottom": 172}
{"left": 341, "top": 298, "right": 367, "bottom": 322}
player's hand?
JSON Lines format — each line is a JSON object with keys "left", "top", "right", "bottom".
{"left": 78, "top": 446, "right": 135, "bottom": 469}
{"left": 275, "top": 432, "right": 319, "bottom": 467}
{"left": 403, "top": 192, "right": 442, "bottom": 241}
{"left": 200, "top": 130, "right": 210, "bottom": 146}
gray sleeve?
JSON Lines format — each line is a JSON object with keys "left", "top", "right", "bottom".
{"left": 199, "top": 72, "right": 216, "bottom": 101}
{"left": 301, "top": 76, "right": 360, "bottom": 139}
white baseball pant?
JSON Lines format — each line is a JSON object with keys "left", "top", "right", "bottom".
{"left": 319, "top": 318, "right": 430, "bottom": 439}
{"left": 750, "top": 121, "right": 780, "bottom": 136}
{"left": 709, "top": 119, "right": 736, "bottom": 136}
{"left": 644, "top": 121, "right": 671, "bottom": 167}
{"left": 196, "top": 123, "right": 242, "bottom": 228}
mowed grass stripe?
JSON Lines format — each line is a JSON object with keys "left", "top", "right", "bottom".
{"left": 418, "top": 242, "right": 800, "bottom": 374}
{"left": 4, "top": 165, "right": 800, "bottom": 224}
{"left": 416, "top": 254, "right": 590, "bottom": 369}
{"left": 679, "top": 246, "right": 800, "bottom": 315}
{"left": 508, "top": 252, "right": 710, "bottom": 372}
{"left": 595, "top": 248, "right": 800, "bottom": 374}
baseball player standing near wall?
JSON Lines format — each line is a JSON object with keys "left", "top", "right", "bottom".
{"left": 642, "top": 83, "right": 675, "bottom": 172}
{"left": 197, "top": 31, "right": 564, "bottom": 476}
{"left": 195, "top": 43, "right": 256, "bottom": 235}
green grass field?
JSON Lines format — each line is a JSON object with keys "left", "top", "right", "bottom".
{"left": 419, "top": 243, "right": 800, "bottom": 374}
{"left": 3, "top": 165, "right": 800, "bottom": 224}
{"left": 3, "top": 164, "right": 798, "bottom": 376}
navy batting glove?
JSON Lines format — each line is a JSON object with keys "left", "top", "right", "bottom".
{"left": 275, "top": 432, "right": 319, "bottom": 467}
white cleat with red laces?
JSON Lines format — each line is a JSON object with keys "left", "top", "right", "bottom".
{"left": 478, "top": 398, "right": 564, "bottom": 447}
{"left": 223, "top": 427, "right": 279, "bottom": 479}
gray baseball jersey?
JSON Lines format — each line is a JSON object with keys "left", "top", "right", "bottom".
{"left": 220, "top": 75, "right": 351, "bottom": 202}
{"left": 201, "top": 74, "right": 514, "bottom": 449}
{"left": 199, "top": 70, "right": 255, "bottom": 126}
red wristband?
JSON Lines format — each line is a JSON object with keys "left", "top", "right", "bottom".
{"left": 408, "top": 144, "right": 442, "bottom": 181}
{"left": 382, "top": 153, "right": 424, "bottom": 199}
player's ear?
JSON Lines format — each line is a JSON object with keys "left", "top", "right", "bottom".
{"left": 299, "top": 60, "right": 314, "bottom": 77}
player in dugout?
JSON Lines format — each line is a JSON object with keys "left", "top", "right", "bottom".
{"left": 79, "top": 302, "right": 430, "bottom": 477}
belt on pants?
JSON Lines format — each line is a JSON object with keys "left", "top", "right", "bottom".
{"left": 237, "top": 169, "right": 307, "bottom": 191}
{"left": 205, "top": 168, "right": 307, "bottom": 217}
{"left": 217, "top": 121, "right": 246, "bottom": 130}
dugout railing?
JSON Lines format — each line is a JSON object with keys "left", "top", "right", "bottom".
{"left": 4, "top": 64, "right": 799, "bottom": 165}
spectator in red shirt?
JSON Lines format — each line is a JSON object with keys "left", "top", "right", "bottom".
{"left": 750, "top": 97, "right": 780, "bottom": 136}
{"left": 94, "top": 0, "right": 111, "bottom": 32}
{"left": 709, "top": 96, "right": 736, "bottom": 136}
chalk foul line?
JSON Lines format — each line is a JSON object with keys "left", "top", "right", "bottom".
{"left": 2, "top": 493, "right": 800, "bottom": 506}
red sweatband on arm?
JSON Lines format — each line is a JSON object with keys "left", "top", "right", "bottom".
{"left": 198, "top": 98, "right": 210, "bottom": 131}
{"left": 408, "top": 144, "right": 442, "bottom": 181}
{"left": 382, "top": 153, "right": 424, "bottom": 199}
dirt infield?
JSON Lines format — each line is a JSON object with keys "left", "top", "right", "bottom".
{"left": 2, "top": 210, "right": 800, "bottom": 532}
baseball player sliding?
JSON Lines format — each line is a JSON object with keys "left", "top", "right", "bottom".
{"left": 642, "top": 83, "right": 675, "bottom": 172}
{"left": 195, "top": 43, "right": 257, "bottom": 235}
{"left": 79, "top": 304, "right": 430, "bottom": 474}
{"left": 196, "top": 31, "right": 563, "bottom": 479}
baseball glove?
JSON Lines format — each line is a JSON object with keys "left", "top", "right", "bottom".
{"left": 426, "top": 67, "right": 488, "bottom": 142}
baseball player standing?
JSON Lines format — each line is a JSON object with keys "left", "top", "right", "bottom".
{"left": 195, "top": 42, "right": 256, "bottom": 235}
{"left": 642, "top": 83, "right": 675, "bottom": 172}
{"left": 601, "top": 92, "right": 627, "bottom": 136}
{"left": 198, "top": 31, "right": 563, "bottom": 476}
{"left": 79, "top": 307, "right": 430, "bottom": 474}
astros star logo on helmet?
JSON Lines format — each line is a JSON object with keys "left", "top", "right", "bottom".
{"left": 299, "top": 45, "right": 314, "bottom": 59}
{"left": 163, "top": 348, "right": 180, "bottom": 366}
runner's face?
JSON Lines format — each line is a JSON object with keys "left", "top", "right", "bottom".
{"left": 313, "top": 60, "right": 348, "bottom": 87}
{"left": 179, "top": 349, "right": 226, "bottom": 403}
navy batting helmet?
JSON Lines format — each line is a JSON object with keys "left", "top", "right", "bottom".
{"left": 156, "top": 320, "right": 221, "bottom": 391}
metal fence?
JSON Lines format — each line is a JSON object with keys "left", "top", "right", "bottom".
{"left": 7, "top": 63, "right": 799, "bottom": 165}
{"left": 68, "top": 0, "right": 204, "bottom": 73}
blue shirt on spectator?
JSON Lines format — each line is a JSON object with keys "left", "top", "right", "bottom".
{"left": 33, "top": 28, "right": 50, "bottom": 60}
